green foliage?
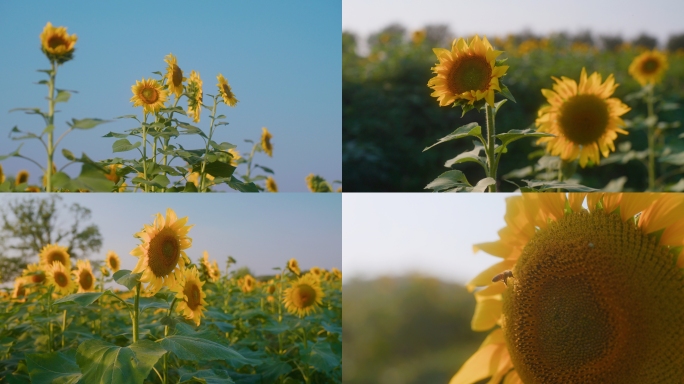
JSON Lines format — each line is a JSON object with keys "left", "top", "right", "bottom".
{"left": 343, "top": 26, "right": 684, "bottom": 191}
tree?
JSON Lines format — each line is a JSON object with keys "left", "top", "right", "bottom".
{"left": 0, "top": 195, "right": 103, "bottom": 282}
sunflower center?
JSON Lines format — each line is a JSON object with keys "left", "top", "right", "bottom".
{"left": 48, "top": 251, "right": 66, "bottom": 265}
{"left": 141, "top": 87, "right": 159, "bottom": 104}
{"left": 48, "top": 36, "right": 67, "bottom": 49}
{"left": 79, "top": 270, "right": 93, "bottom": 290}
{"left": 293, "top": 284, "right": 316, "bottom": 308}
{"left": 55, "top": 272, "right": 69, "bottom": 287}
{"left": 147, "top": 227, "right": 180, "bottom": 277}
{"left": 447, "top": 55, "right": 492, "bottom": 94}
{"left": 222, "top": 84, "right": 232, "bottom": 97}
{"left": 641, "top": 58, "right": 660, "bottom": 74}
{"left": 32, "top": 273, "right": 45, "bottom": 284}
{"left": 185, "top": 283, "right": 201, "bottom": 310}
{"left": 503, "top": 211, "right": 684, "bottom": 384}
{"left": 172, "top": 65, "right": 182, "bottom": 87}
{"left": 110, "top": 257, "right": 119, "bottom": 270}
{"left": 558, "top": 94, "right": 610, "bottom": 145}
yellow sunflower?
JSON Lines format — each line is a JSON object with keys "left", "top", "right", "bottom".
{"left": 39, "top": 244, "right": 71, "bottom": 270}
{"left": 131, "top": 78, "right": 168, "bottom": 115}
{"left": 73, "top": 260, "right": 96, "bottom": 293}
{"left": 331, "top": 267, "right": 342, "bottom": 280}
{"left": 309, "top": 267, "right": 322, "bottom": 279}
{"left": 12, "top": 278, "right": 27, "bottom": 301}
{"left": 0, "top": 164, "right": 5, "bottom": 183}
{"left": 283, "top": 274, "right": 325, "bottom": 318}
{"left": 217, "top": 73, "right": 238, "bottom": 106}
{"left": 200, "top": 251, "right": 220, "bottom": 282}
{"left": 265, "top": 176, "right": 278, "bottom": 192}
{"left": 164, "top": 53, "right": 185, "bottom": 98}
{"left": 629, "top": 50, "right": 669, "bottom": 86}
{"left": 228, "top": 148, "right": 242, "bottom": 166}
{"left": 187, "top": 70, "right": 203, "bottom": 123}
{"left": 287, "top": 258, "right": 301, "bottom": 276}
{"left": 186, "top": 170, "right": 214, "bottom": 187}
{"left": 104, "top": 164, "right": 122, "bottom": 184}
{"left": 106, "top": 250, "right": 120, "bottom": 272}
{"left": 241, "top": 274, "right": 256, "bottom": 293}
{"left": 428, "top": 35, "right": 509, "bottom": 107}
{"left": 22, "top": 263, "right": 46, "bottom": 286}
{"left": 210, "top": 260, "right": 220, "bottom": 282}
{"left": 452, "top": 193, "right": 684, "bottom": 384}
{"left": 16, "top": 170, "right": 29, "bottom": 185}
{"left": 131, "top": 208, "right": 193, "bottom": 295}
{"left": 46, "top": 261, "right": 76, "bottom": 295}
{"left": 261, "top": 127, "right": 273, "bottom": 157}
{"left": 535, "top": 68, "right": 631, "bottom": 167}
{"left": 40, "top": 22, "right": 77, "bottom": 64}
{"left": 171, "top": 266, "right": 207, "bottom": 326}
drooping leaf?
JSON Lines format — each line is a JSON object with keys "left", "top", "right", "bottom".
{"left": 75, "top": 339, "right": 166, "bottom": 384}
{"left": 425, "top": 170, "right": 471, "bottom": 192}
{"left": 423, "top": 122, "right": 483, "bottom": 152}
{"left": 69, "top": 118, "right": 110, "bottom": 130}
{"left": 113, "top": 270, "right": 142, "bottom": 291}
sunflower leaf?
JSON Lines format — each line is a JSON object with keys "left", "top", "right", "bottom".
{"left": 192, "top": 161, "right": 235, "bottom": 178}
{"left": 520, "top": 179, "right": 598, "bottom": 192}
{"left": 494, "top": 129, "right": 555, "bottom": 152}
{"left": 26, "top": 350, "right": 81, "bottom": 384}
{"left": 471, "top": 177, "right": 497, "bottom": 192}
{"left": 423, "top": 122, "right": 483, "bottom": 152}
{"left": 76, "top": 339, "right": 166, "bottom": 384}
{"left": 69, "top": 118, "right": 111, "bottom": 130}
{"left": 112, "top": 139, "right": 141, "bottom": 153}
{"left": 498, "top": 83, "right": 516, "bottom": 103}
{"left": 425, "top": 170, "right": 472, "bottom": 192}
{"left": 54, "top": 90, "right": 71, "bottom": 104}
{"left": 158, "top": 334, "right": 258, "bottom": 366}
{"left": 114, "top": 270, "right": 142, "bottom": 291}
{"left": 54, "top": 292, "right": 107, "bottom": 307}
{"left": 62, "top": 149, "right": 76, "bottom": 161}
{"left": 444, "top": 143, "right": 487, "bottom": 169}
{"left": 227, "top": 177, "right": 259, "bottom": 192}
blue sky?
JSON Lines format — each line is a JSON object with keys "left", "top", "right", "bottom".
{"left": 0, "top": 193, "right": 341, "bottom": 277}
{"left": 344, "top": 0, "right": 684, "bottom": 52}
{"left": 1, "top": 1, "right": 341, "bottom": 192}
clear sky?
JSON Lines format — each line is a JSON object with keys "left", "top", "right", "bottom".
{"left": 0, "top": 193, "right": 341, "bottom": 277}
{"left": 343, "top": 0, "right": 684, "bottom": 50}
{"left": 343, "top": 193, "right": 511, "bottom": 285}
{"left": 1, "top": 1, "right": 341, "bottom": 192}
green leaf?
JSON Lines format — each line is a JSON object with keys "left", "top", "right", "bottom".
{"left": 76, "top": 339, "right": 166, "bottom": 384}
{"left": 51, "top": 172, "right": 72, "bottom": 190}
{"left": 26, "top": 350, "right": 80, "bottom": 384}
{"left": 0, "top": 143, "right": 23, "bottom": 161}
{"left": 125, "top": 296, "right": 168, "bottom": 313}
{"left": 307, "top": 342, "right": 340, "bottom": 372}
{"left": 54, "top": 292, "right": 106, "bottom": 307}
{"left": 494, "top": 129, "right": 554, "bottom": 152}
{"left": 423, "top": 123, "right": 482, "bottom": 152}
{"left": 54, "top": 90, "right": 71, "bottom": 104}
{"left": 62, "top": 149, "right": 76, "bottom": 161}
{"left": 424, "top": 170, "right": 471, "bottom": 192}
{"left": 9, "top": 107, "right": 48, "bottom": 118}
{"left": 521, "top": 180, "right": 598, "bottom": 192}
{"left": 227, "top": 177, "right": 259, "bottom": 192}
{"left": 115, "top": 114, "right": 139, "bottom": 120}
{"left": 72, "top": 163, "right": 114, "bottom": 192}
{"left": 498, "top": 83, "right": 516, "bottom": 103}
{"left": 183, "top": 182, "right": 199, "bottom": 192}
{"left": 444, "top": 144, "right": 486, "bottom": 169}
{"left": 103, "top": 131, "right": 131, "bottom": 139}
{"left": 69, "top": 118, "right": 110, "bottom": 130}
{"left": 113, "top": 270, "right": 142, "bottom": 291}
{"left": 192, "top": 161, "right": 235, "bottom": 178}
{"left": 159, "top": 325, "right": 258, "bottom": 366}
{"left": 177, "top": 122, "right": 207, "bottom": 138}
{"left": 112, "top": 139, "right": 141, "bottom": 153}
{"left": 255, "top": 165, "right": 274, "bottom": 174}
{"left": 471, "top": 177, "right": 496, "bottom": 192}
{"left": 179, "top": 369, "right": 235, "bottom": 384}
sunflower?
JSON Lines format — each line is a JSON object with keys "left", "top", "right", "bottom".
{"left": 131, "top": 208, "right": 193, "bottom": 295}
{"left": 452, "top": 193, "right": 684, "bottom": 384}
{"left": 186, "top": 169, "right": 214, "bottom": 187}
{"left": 164, "top": 53, "right": 185, "bottom": 98}
{"left": 12, "top": 278, "right": 27, "bottom": 300}
{"left": 309, "top": 267, "right": 322, "bottom": 279}
{"left": 40, "top": 22, "right": 77, "bottom": 64}
{"left": 217, "top": 73, "right": 238, "bottom": 107}
{"left": 39, "top": 244, "right": 71, "bottom": 270}
{"left": 305, "top": 174, "right": 332, "bottom": 192}
{"left": 171, "top": 266, "right": 207, "bottom": 326}
{"left": 241, "top": 274, "right": 256, "bottom": 293}
{"left": 187, "top": 70, "right": 203, "bottom": 123}
{"left": 0, "top": 164, "right": 5, "bottom": 183}
{"left": 283, "top": 274, "right": 325, "bottom": 318}
{"left": 47, "top": 261, "right": 76, "bottom": 295}
{"left": 260, "top": 127, "right": 273, "bottom": 157}
{"left": 428, "top": 35, "right": 509, "bottom": 107}
{"left": 331, "top": 267, "right": 342, "bottom": 280}
{"left": 265, "top": 176, "right": 278, "bottom": 192}
{"left": 22, "top": 263, "right": 46, "bottom": 286}
{"left": 629, "top": 50, "right": 669, "bottom": 86}
{"left": 106, "top": 250, "right": 120, "bottom": 272}
{"left": 104, "top": 164, "right": 122, "bottom": 183}
{"left": 16, "top": 170, "right": 29, "bottom": 185}
{"left": 131, "top": 78, "right": 168, "bottom": 115}
{"left": 228, "top": 148, "right": 242, "bottom": 166}
{"left": 200, "top": 251, "right": 220, "bottom": 282}
{"left": 535, "top": 68, "right": 631, "bottom": 167}
{"left": 73, "top": 260, "right": 96, "bottom": 293}
{"left": 210, "top": 260, "right": 220, "bottom": 282}
{"left": 287, "top": 258, "right": 301, "bottom": 276}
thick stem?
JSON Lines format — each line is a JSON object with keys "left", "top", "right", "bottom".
{"left": 133, "top": 282, "right": 141, "bottom": 343}
{"left": 485, "top": 104, "right": 498, "bottom": 192}
{"left": 46, "top": 61, "right": 57, "bottom": 192}
{"left": 646, "top": 87, "right": 656, "bottom": 191}
{"left": 200, "top": 96, "right": 219, "bottom": 192}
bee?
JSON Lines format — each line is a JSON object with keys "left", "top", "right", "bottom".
{"left": 492, "top": 270, "right": 514, "bottom": 286}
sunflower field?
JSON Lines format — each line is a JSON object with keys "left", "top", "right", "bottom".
{"left": 343, "top": 26, "right": 684, "bottom": 192}
{"left": 0, "top": 209, "right": 342, "bottom": 384}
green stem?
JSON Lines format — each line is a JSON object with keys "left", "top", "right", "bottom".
{"left": 245, "top": 143, "right": 258, "bottom": 179}
{"left": 46, "top": 61, "right": 57, "bottom": 192}
{"left": 163, "top": 298, "right": 177, "bottom": 384}
{"left": 485, "top": 104, "right": 498, "bottom": 192}
{"left": 133, "top": 282, "right": 141, "bottom": 343}
{"left": 646, "top": 86, "right": 656, "bottom": 191}
{"left": 200, "top": 96, "right": 219, "bottom": 192}
{"left": 61, "top": 309, "right": 67, "bottom": 349}
{"left": 141, "top": 115, "right": 149, "bottom": 193}
{"left": 47, "top": 287, "right": 54, "bottom": 352}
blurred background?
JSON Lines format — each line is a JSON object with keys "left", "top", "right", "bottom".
{"left": 343, "top": 0, "right": 684, "bottom": 192}
{"left": 342, "top": 193, "right": 510, "bottom": 384}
